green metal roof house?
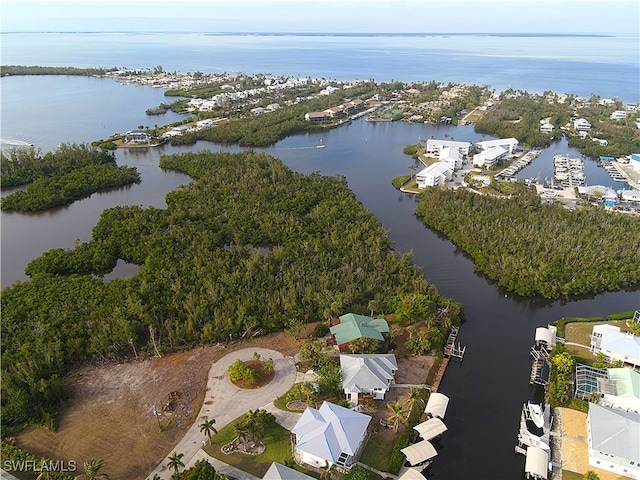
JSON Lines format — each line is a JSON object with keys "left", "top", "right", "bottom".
{"left": 329, "top": 313, "right": 389, "bottom": 345}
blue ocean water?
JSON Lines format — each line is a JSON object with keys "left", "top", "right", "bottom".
{"left": 2, "top": 31, "right": 639, "bottom": 102}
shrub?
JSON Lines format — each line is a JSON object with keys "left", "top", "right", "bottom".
{"left": 227, "top": 359, "right": 258, "bottom": 384}
{"left": 313, "top": 322, "right": 330, "bottom": 338}
{"left": 388, "top": 432, "right": 410, "bottom": 474}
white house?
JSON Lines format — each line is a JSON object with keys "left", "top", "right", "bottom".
{"left": 600, "top": 368, "right": 640, "bottom": 413}
{"left": 416, "top": 163, "right": 452, "bottom": 188}
{"left": 540, "top": 122, "right": 554, "bottom": 134}
{"left": 124, "top": 129, "right": 150, "bottom": 144}
{"left": 476, "top": 138, "right": 518, "bottom": 154}
{"left": 291, "top": 402, "right": 371, "bottom": 471}
{"left": 591, "top": 324, "right": 640, "bottom": 367}
{"left": 263, "top": 463, "right": 314, "bottom": 480}
{"left": 473, "top": 146, "right": 508, "bottom": 168}
{"left": 587, "top": 403, "right": 640, "bottom": 479}
{"left": 573, "top": 118, "right": 592, "bottom": 132}
{"left": 439, "top": 146, "right": 463, "bottom": 170}
{"left": 610, "top": 110, "right": 627, "bottom": 120}
{"left": 340, "top": 354, "right": 397, "bottom": 405}
{"left": 425, "top": 139, "right": 471, "bottom": 156}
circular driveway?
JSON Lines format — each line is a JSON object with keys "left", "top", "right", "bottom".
{"left": 149, "top": 347, "right": 297, "bottom": 479}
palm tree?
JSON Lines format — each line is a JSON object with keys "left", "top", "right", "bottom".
{"left": 199, "top": 417, "right": 217, "bottom": 443}
{"left": 234, "top": 421, "right": 250, "bottom": 451}
{"left": 386, "top": 401, "right": 409, "bottom": 433}
{"left": 166, "top": 452, "right": 184, "bottom": 476}
{"left": 403, "top": 387, "right": 426, "bottom": 415}
{"left": 80, "top": 459, "right": 107, "bottom": 480}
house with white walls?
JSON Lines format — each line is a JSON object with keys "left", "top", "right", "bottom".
{"left": 476, "top": 138, "right": 518, "bottom": 154}
{"left": 291, "top": 402, "right": 371, "bottom": 471}
{"left": 416, "top": 162, "right": 452, "bottom": 188}
{"left": 425, "top": 139, "right": 471, "bottom": 156}
{"left": 340, "top": 354, "right": 397, "bottom": 405}
{"left": 473, "top": 146, "right": 508, "bottom": 168}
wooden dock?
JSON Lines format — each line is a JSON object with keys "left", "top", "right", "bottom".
{"left": 444, "top": 326, "right": 466, "bottom": 360}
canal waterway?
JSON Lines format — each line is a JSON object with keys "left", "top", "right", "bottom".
{"left": 1, "top": 77, "right": 639, "bottom": 479}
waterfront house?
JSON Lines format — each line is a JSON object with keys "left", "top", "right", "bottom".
{"left": 601, "top": 368, "right": 640, "bottom": 413}
{"left": 473, "top": 146, "right": 508, "bottom": 168}
{"left": 540, "top": 122, "right": 554, "bottom": 134}
{"left": 416, "top": 162, "right": 452, "bottom": 187}
{"left": 573, "top": 118, "right": 592, "bottom": 133}
{"left": 291, "top": 401, "right": 371, "bottom": 471}
{"left": 425, "top": 139, "right": 471, "bottom": 156}
{"left": 340, "top": 353, "right": 397, "bottom": 405}
{"left": 587, "top": 403, "right": 640, "bottom": 479}
{"left": 125, "top": 129, "right": 150, "bottom": 144}
{"left": 330, "top": 313, "right": 389, "bottom": 346}
{"left": 476, "top": 137, "right": 519, "bottom": 154}
{"left": 305, "top": 111, "right": 331, "bottom": 123}
{"left": 263, "top": 462, "right": 314, "bottom": 480}
{"left": 439, "top": 146, "right": 463, "bottom": 170}
{"left": 610, "top": 110, "right": 628, "bottom": 120}
{"left": 590, "top": 325, "right": 640, "bottom": 367}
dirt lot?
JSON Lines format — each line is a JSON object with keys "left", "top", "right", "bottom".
{"left": 11, "top": 325, "right": 439, "bottom": 480}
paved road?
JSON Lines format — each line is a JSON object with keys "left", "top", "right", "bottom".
{"left": 148, "top": 348, "right": 297, "bottom": 479}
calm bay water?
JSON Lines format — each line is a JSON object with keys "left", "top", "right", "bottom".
{"left": 1, "top": 33, "right": 639, "bottom": 479}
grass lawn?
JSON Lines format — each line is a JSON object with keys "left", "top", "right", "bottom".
{"left": 562, "top": 470, "right": 583, "bottom": 480}
{"left": 206, "top": 414, "right": 293, "bottom": 478}
{"left": 359, "top": 429, "right": 398, "bottom": 473}
{"left": 565, "top": 320, "right": 629, "bottom": 347}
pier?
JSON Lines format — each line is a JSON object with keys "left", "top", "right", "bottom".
{"left": 495, "top": 150, "right": 540, "bottom": 180}
{"left": 444, "top": 326, "right": 466, "bottom": 360}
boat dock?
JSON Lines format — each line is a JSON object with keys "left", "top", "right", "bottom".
{"left": 600, "top": 157, "right": 628, "bottom": 183}
{"left": 495, "top": 150, "right": 540, "bottom": 180}
{"left": 444, "top": 326, "right": 466, "bottom": 360}
{"left": 553, "top": 155, "right": 585, "bottom": 188}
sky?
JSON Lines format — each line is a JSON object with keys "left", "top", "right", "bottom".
{"left": 1, "top": 0, "right": 639, "bottom": 34}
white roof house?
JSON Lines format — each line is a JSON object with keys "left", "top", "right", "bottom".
{"left": 473, "top": 146, "right": 508, "bottom": 168}
{"left": 425, "top": 139, "right": 471, "bottom": 156}
{"left": 416, "top": 162, "right": 452, "bottom": 188}
{"left": 587, "top": 403, "right": 640, "bottom": 479}
{"left": 573, "top": 118, "right": 592, "bottom": 132}
{"left": 263, "top": 463, "right": 314, "bottom": 480}
{"left": 401, "top": 439, "right": 438, "bottom": 467}
{"left": 591, "top": 324, "right": 640, "bottom": 368}
{"left": 601, "top": 368, "right": 640, "bottom": 413}
{"left": 610, "top": 110, "right": 628, "bottom": 120}
{"left": 476, "top": 137, "right": 518, "bottom": 154}
{"left": 439, "top": 146, "right": 463, "bottom": 170}
{"left": 540, "top": 122, "right": 554, "bottom": 134}
{"left": 340, "top": 354, "right": 398, "bottom": 405}
{"left": 424, "top": 392, "right": 449, "bottom": 420}
{"left": 291, "top": 402, "right": 371, "bottom": 470}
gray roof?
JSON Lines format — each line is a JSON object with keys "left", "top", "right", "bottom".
{"left": 588, "top": 403, "right": 640, "bottom": 462}
{"left": 263, "top": 463, "right": 314, "bottom": 480}
{"left": 340, "top": 354, "right": 397, "bottom": 393}
{"left": 601, "top": 328, "right": 640, "bottom": 362}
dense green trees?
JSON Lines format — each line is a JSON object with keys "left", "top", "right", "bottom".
{"left": 415, "top": 187, "right": 640, "bottom": 298}
{"left": 1, "top": 151, "right": 459, "bottom": 432}
{"left": 1, "top": 143, "right": 140, "bottom": 211}
{"left": 0, "top": 65, "right": 117, "bottom": 77}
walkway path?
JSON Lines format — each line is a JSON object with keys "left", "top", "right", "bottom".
{"left": 148, "top": 348, "right": 297, "bottom": 479}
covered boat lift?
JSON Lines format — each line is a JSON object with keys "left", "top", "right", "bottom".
{"left": 524, "top": 446, "right": 549, "bottom": 479}
{"left": 397, "top": 468, "right": 427, "bottom": 480}
{"left": 401, "top": 440, "right": 438, "bottom": 467}
{"left": 414, "top": 417, "right": 447, "bottom": 441}
{"left": 424, "top": 392, "right": 449, "bottom": 420}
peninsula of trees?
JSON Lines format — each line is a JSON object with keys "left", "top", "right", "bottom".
{"left": 414, "top": 186, "right": 640, "bottom": 298}
{"left": 1, "top": 143, "right": 141, "bottom": 211}
{"left": 1, "top": 150, "right": 462, "bottom": 432}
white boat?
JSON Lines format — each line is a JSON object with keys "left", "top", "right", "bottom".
{"left": 517, "top": 401, "right": 552, "bottom": 452}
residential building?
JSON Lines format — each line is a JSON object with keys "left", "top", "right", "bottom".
{"left": 587, "top": 403, "right": 640, "bottom": 479}
{"left": 416, "top": 162, "right": 452, "bottom": 187}
{"left": 573, "top": 118, "right": 592, "bottom": 132}
{"left": 425, "top": 139, "right": 471, "bottom": 156}
{"left": 124, "top": 129, "right": 150, "bottom": 143}
{"left": 473, "top": 146, "right": 508, "bottom": 168}
{"left": 540, "top": 122, "right": 554, "bottom": 134}
{"left": 305, "top": 112, "right": 331, "bottom": 123}
{"left": 439, "top": 146, "right": 463, "bottom": 170}
{"left": 330, "top": 313, "right": 389, "bottom": 346}
{"left": 291, "top": 402, "right": 371, "bottom": 471}
{"left": 610, "top": 110, "right": 628, "bottom": 120}
{"left": 476, "top": 138, "right": 519, "bottom": 154}
{"left": 263, "top": 463, "right": 314, "bottom": 480}
{"left": 601, "top": 368, "right": 640, "bottom": 413}
{"left": 590, "top": 324, "right": 640, "bottom": 367}
{"left": 340, "top": 354, "right": 397, "bottom": 405}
